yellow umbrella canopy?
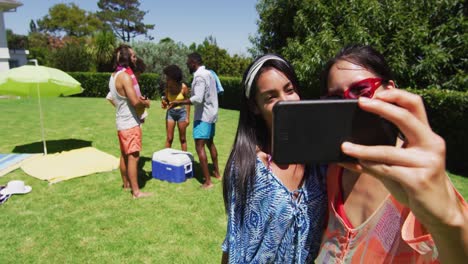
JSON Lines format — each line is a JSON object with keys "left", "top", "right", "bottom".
{"left": 0, "top": 65, "right": 83, "bottom": 97}
{"left": 0, "top": 65, "right": 84, "bottom": 155}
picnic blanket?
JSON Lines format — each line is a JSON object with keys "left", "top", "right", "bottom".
{"left": 21, "top": 147, "right": 119, "bottom": 184}
{"left": 0, "top": 153, "right": 39, "bottom": 177}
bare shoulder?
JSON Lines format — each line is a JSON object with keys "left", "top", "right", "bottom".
{"left": 182, "top": 83, "right": 190, "bottom": 93}
{"left": 255, "top": 149, "right": 268, "bottom": 164}
{"left": 114, "top": 71, "right": 133, "bottom": 97}
{"left": 115, "top": 71, "right": 132, "bottom": 83}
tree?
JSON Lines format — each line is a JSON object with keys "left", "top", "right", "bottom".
{"left": 6, "top": 29, "right": 28, "bottom": 49}
{"left": 253, "top": 0, "right": 467, "bottom": 96}
{"left": 97, "top": 0, "right": 155, "bottom": 42}
{"left": 193, "top": 36, "right": 230, "bottom": 74}
{"left": 132, "top": 39, "right": 190, "bottom": 76}
{"left": 132, "top": 37, "right": 250, "bottom": 83}
{"left": 250, "top": 0, "right": 297, "bottom": 54}
{"left": 27, "top": 32, "right": 52, "bottom": 66}
{"left": 228, "top": 54, "right": 252, "bottom": 77}
{"left": 36, "top": 3, "right": 104, "bottom": 37}
{"left": 49, "top": 40, "right": 93, "bottom": 72}
{"left": 192, "top": 36, "right": 251, "bottom": 76}
{"left": 29, "top": 19, "right": 38, "bottom": 33}
{"left": 91, "top": 31, "right": 117, "bottom": 72}
{"left": 132, "top": 39, "right": 190, "bottom": 95}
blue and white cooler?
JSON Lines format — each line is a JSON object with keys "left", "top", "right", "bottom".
{"left": 152, "top": 148, "right": 194, "bottom": 183}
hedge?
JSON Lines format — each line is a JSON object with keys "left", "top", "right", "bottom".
{"left": 70, "top": 72, "right": 467, "bottom": 175}
{"left": 217, "top": 76, "right": 243, "bottom": 110}
{"left": 407, "top": 89, "right": 468, "bottom": 175}
{"left": 69, "top": 72, "right": 160, "bottom": 99}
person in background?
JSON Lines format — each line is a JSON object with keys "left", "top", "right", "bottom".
{"left": 221, "top": 54, "right": 327, "bottom": 263}
{"left": 316, "top": 44, "right": 468, "bottom": 263}
{"left": 107, "top": 57, "right": 148, "bottom": 123}
{"left": 170, "top": 52, "right": 220, "bottom": 189}
{"left": 108, "top": 44, "right": 152, "bottom": 198}
{"left": 161, "top": 65, "right": 190, "bottom": 151}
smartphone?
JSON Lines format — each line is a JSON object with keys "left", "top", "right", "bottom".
{"left": 271, "top": 100, "right": 399, "bottom": 164}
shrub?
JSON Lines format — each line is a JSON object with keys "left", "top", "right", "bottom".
{"left": 132, "top": 40, "right": 191, "bottom": 81}
{"left": 69, "top": 72, "right": 109, "bottom": 97}
{"left": 138, "top": 73, "right": 160, "bottom": 99}
{"left": 218, "top": 76, "right": 242, "bottom": 110}
{"left": 254, "top": 0, "right": 467, "bottom": 94}
{"left": 50, "top": 42, "right": 93, "bottom": 72}
{"left": 69, "top": 72, "right": 160, "bottom": 99}
{"left": 409, "top": 89, "right": 468, "bottom": 175}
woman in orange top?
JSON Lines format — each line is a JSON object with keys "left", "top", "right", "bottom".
{"left": 316, "top": 44, "right": 468, "bottom": 263}
{"left": 161, "top": 65, "right": 190, "bottom": 151}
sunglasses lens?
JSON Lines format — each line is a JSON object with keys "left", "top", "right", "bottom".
{"left": 349, "top": 82, "right": 373, "bottom": 98}
{"left": 341, "top": 78, "right": 383, "bottom": 99}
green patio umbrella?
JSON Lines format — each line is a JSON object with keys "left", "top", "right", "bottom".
{"left": 0, "top": 65, "right": 84, "bottom": 155}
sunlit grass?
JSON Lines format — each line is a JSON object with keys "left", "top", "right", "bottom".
{"left": 0, "top": 97, "right": 238, "bottom": 263}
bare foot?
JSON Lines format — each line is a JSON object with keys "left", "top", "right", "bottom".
{"left": 132, "top": 191, "right": 153, "bottom": 199}
{"left": 213, "top": 171, "right": 221, "bottom": 180}
{"left": 200, "top": 182, "right": 214, "bottom": 189}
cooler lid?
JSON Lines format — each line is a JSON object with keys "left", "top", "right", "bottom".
{"left": 152, "top": 148, "right": 194, "bottom": 165}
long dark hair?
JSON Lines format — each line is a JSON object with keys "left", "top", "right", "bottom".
{"left": 222, "top": 54, "right": 300, "bottom": 215}
{"left": 163, "top": 64, "right": 183, "bottom": 84}
{"left": 320, "top": 44, "right": 394, "bottom": 95}
{"left": 113, "top": 44, "right": 135, "bottom": 70}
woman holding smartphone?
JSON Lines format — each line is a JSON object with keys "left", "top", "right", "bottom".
{"left": 161, "top": 65, "right": 190, "bottom": 151}
{"left": 316, "top": 44, "right": 468, "bottom": 263}
{"left": 221, "top": 54, "right": 327, "bottom": 263}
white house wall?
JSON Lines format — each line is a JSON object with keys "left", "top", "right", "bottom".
{"left": 0, "top": 11, "right": 10, "bottom": 71}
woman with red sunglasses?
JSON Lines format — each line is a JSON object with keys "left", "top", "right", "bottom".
{"left": 316, "top": 45, "right": 467, "bottom": 263}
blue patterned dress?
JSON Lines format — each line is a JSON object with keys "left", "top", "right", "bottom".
{"left": 222, "top": 157, "right": 327, "bottom": 263}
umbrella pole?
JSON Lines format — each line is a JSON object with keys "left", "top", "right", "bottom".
{"left": 36, "top": 83, "right": 47, "bottom": 155}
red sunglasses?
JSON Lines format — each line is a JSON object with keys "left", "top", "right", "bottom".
{"left": 325, "top": 77, "right": 383, "bottom": 99}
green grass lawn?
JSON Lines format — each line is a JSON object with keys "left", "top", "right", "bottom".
{"left": 0, "top": 97, "right": 238, "bottom": 263}
{"left": 0, "top": 97, "right": 466, "bottom": 263}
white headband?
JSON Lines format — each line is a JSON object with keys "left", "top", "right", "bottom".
{"left": 244, "top": 54, "right": 287, "bottom": 99}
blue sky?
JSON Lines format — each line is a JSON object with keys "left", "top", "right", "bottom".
{"left": 4, "top": 0, "right": 259, "bottom": 55}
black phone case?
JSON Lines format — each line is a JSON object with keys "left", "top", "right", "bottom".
{"left": 272, "top": 100, "right": 398, "bottom": 164}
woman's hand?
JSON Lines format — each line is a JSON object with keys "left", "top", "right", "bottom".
{"left": 340, "top": 89, "right": 465, "bottom": 230}
{"left": 168, "top": 101, "right": 177, "bottom": 109}
{"left": 161, "top": 100, "right": 168, "bottom": 109}
{"left": 169, "top": 99, "right": 190, "bottom": 109}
